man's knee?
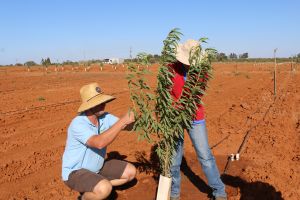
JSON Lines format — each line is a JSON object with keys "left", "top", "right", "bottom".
{"left": 122, "top": 163, "right": 136, "bottom": 181}
{"left": 93, "top": 179, "right": 112, "bottom": 198}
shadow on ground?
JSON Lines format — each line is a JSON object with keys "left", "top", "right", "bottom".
{"left": 107, "top": 149, "right": 283, "bottom": 200}
{"left": 221, "top": 174, "right": 283, "bottom": 200}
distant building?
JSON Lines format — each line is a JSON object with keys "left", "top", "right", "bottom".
{"left": 103, "top": 58, "right": 124, "bottom": 64}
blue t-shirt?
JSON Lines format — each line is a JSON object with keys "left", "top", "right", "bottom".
{"left": 61, "top": 112, "right": 118, "bottom": 181}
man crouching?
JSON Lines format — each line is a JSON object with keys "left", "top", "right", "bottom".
{"left": 62, "top": 82, "right": 136, "bottom": 200}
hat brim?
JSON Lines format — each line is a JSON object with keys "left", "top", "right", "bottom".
{"left": 176, "top": 44, "right": 191, "bottom": 66}
{"left": 77, "top": 94, "right": 115, "bottom": 113}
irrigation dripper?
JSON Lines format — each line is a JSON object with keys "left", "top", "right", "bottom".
{"left": 230, "top": 153, "right": 240, "bottom": 161}
{"left": 236, "top": 153, "right": 240, "bottom": 160}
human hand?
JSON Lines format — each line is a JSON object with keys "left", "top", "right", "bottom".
{"left": 121, "top": 110, "right": 135, "bottom": 128}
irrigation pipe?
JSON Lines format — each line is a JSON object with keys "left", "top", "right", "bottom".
{"left": 223, "top": 103, "right": 273, "bottom": 174}
{"left": 223, "top": 73, "right": 292, "bottom": 174}
{"left": 0, "top": 100, "right": 80, "bottom": 116}
{"left": 0, "top": 90, "right": 129, "bottom": 116}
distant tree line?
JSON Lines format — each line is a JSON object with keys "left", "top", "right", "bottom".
{"left": 41, "top": 57, "right": 51, "bottom": 67}
{"left": 215, "top": 52, "right": 300, "bottom": 63}
{"left": 215, "top": 52, "right": 248, "bottom": 61}
{"left": 124, "top": 54, "right": 161, "bottom": 64}
{"left": 3, "top": 52, "right": 300, "bottom": 67}
{"left": 24, "top": 61, "right": 37, "bottom": 66}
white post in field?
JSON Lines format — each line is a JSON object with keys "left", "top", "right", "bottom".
{"left": 273, "top": 48, "right": 277, "bottom": 98}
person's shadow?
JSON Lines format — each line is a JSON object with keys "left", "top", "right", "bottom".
{"left": 221, "top": 174, "right": 283, "bottom": 200}
{"left": 133, "top": 148, "right": 213, "bottom": 197}
{"left": 132, "top": 144, "right": 166, "bottom": 183}
{"left": 180, "top": 156, "right": 213, "bottom": 198}
{"left": 107, "top": 150, "right": 283, "bottom": 200}
{"left": 176, "top": 155, "right": 284, "bottom": 200}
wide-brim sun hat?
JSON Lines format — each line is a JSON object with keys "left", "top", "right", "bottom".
{"left": 176, "top": 39, "right": 200, "bottom": 66}
{"left": 77, "top": 82, "right": 115, "bottom": 113}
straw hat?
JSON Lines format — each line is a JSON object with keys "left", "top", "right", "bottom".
{"left": 176, "top": 39, "right": 200, "bottom": 66}
{"left": 77, "top": 83, "right": 115, "bottom": 113}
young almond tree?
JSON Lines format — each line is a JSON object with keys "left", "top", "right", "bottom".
{"left": 127, "top": 28, "right": 216, "bottom": 177}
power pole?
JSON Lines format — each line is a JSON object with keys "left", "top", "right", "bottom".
{"left": 273, "top": 48, "right": 277, "bottom": 98}
{"left": 130, "top": 47, "right": 132, "bottom": 61}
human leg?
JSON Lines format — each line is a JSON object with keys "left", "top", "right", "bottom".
{"left": 110, "top": 162, "right": 136, "bottom": 186}
{"left": 170, "top": 136, "right": 184, "bottom": 198}
{"left": 188, "top": 121, "right": 226, "bottom": 198}
{"left": 99, "top": 159, "right": 136, "bottom": 186}
{"left": 82, "top": 179, "right": 112, "bottom": 200}
{"left": 64, "top": 169, "right": 112, "bottom": 200}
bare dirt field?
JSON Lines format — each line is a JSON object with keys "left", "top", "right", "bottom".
{"left": 0, "top": 62, "right": 299, "bottom": 200}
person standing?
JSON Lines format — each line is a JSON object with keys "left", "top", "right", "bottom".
{"left": 169, "top": 40, "right": 227, "bottom": 200}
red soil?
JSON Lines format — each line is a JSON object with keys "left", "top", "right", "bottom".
{"left": 0, "top": 62, "right": 299, "bottom": 199}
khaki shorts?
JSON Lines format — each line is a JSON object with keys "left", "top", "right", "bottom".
{"left": 64, "top": 159, "right": 127, "bottom": 192}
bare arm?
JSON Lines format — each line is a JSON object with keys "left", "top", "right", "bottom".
{"left": 86, "top": 111, "right": 134, "bottom": 149}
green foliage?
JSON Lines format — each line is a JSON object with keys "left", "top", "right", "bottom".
{"left": 41, "top": 57, "right": 51, "bottom": 66}
{"left": 125, "top": 54, "right": 161, "bottom": 64}
{"left": 137, "top": 52, "right": 150, "bottom": 66}
{"left": 229, "top": 53, "right": 238, "bottom": 59}
{"left": 239, "top": 53, "right": 248, "bottom": 59}
{"left": 127, "top": 62, "right": 156, "bottom": 142}
{"left": 127, "top": 28, "right": 215, "bottom": 177}
{"left": 63, "top": 60, "right": 79, "bottom": 65}
{"left": 216, "top": 52, "right": 227, "bottom": 61}
{"left": 24, "top": 61, "right": 37, "bottom": 66}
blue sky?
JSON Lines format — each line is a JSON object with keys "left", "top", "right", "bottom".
{"left": 0, "top": 0, "right": 299, "bottom": 65}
